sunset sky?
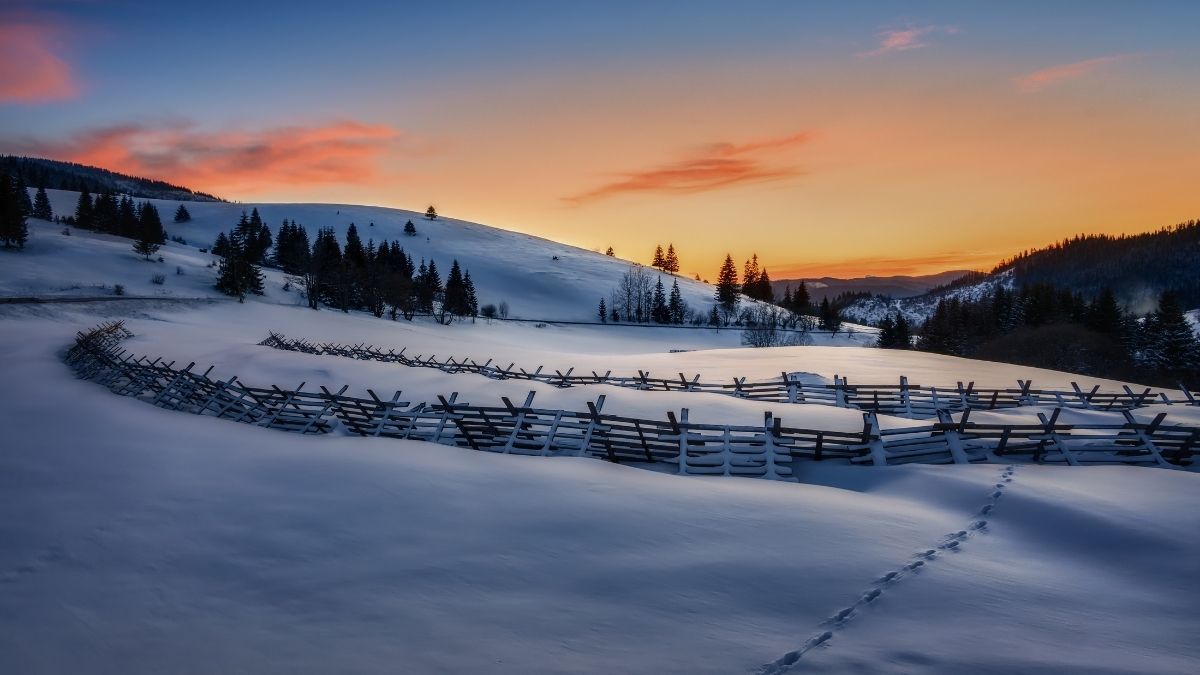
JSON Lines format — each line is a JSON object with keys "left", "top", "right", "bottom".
{"left": 2, "top": 1, "right": 1198, "bottom": 279}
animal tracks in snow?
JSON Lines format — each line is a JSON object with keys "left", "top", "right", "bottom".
{"left": 760, "top": 465, "right": 1018, "bottom": 674}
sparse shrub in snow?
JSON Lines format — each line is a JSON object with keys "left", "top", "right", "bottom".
{"left": 150, "top": 274, "right": 165, "bottom": 285}
{"left": 113, "top": 284, "right": 125, "bottom": 296}
{"left": 176, "top": 266, "right": 184, "bottom": 275}
{"left": 61, "top": 227, "right": 71, "bottom": 236}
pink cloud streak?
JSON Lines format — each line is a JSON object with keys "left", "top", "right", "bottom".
{"left": 1013, "top": 54, "right": 1131, "bottom": 92}
{"left": 564, "top": 132, "right": 813, "bottom": 205}
{"left": 0, "top": 22, "right": 78, "bottom": 103}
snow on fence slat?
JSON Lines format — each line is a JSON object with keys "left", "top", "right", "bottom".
{"left": 64, "top": 323, "right": 1198, "bottom": 477}
{"left": 257, "top": 332, "right": 1198, "bottom": 419}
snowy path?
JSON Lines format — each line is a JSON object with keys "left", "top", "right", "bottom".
{"left": 760, "top": 465, "right": 1019, "bottom": 673}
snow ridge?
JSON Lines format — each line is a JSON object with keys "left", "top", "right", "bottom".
{"left": 759, "top": 465, "right": 1018, "bottom": 673}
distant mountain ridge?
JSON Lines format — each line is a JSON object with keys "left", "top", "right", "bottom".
{"left": 842, "top": 219, "right": 1200, "bottom": 325}
{"left": 1, "top": 156, "right": 223, "bottom": 203}
{"left": 772, "top": 270, "right": 971, "bottom": 302}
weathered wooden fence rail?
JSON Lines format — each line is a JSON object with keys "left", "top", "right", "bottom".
{"left": 65, "top": 323, "right": 1196, "bottom": 479}
{"left": 258, "top": 332, "right": 1198, "bottom": 419}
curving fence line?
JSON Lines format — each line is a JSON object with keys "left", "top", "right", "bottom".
{"left": 66, "top": 322, "right": 1197, "bottom": 479}
{"left": 258, "top": 332, "right": 1198, "bottom": 420}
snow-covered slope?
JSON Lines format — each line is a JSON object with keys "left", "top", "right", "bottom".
{"left": 34, "top": 189, "right": 723, "bottom": 321}
{"left": 842, "top": 270, "right": 1015, "bottom": 326}
{"left": 1, "top": 309, "right": 1198, "bottom": 674}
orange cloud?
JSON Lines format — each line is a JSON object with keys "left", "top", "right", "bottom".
{"left": 1013, "top": 54, "right": 1130, "bottom": 92}
{"left": 0, "top": 22, "right": 77, "bottom": 103}
{"left": 564, "top": 132, "right": 812, "bottom": 205}
{"left": 860, "top": 25, "right": 955, "bottom": 57}
{"left": 6, "top": 120, "right": 422, "bottom": 196}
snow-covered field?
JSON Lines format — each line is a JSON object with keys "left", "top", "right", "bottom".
{"left": 2, "top": 195, "right": 1199, "bottom": 674}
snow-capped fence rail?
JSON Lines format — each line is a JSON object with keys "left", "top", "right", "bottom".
{"left": 258, "top": 332, "right": 1199, "bottom": 419}
{"left": 65, "top": 323, "right": 1197, "bottom": 477}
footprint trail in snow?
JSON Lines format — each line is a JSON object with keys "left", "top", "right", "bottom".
{"left": 759, "top": 465, "right": 1018, "bottom": 674}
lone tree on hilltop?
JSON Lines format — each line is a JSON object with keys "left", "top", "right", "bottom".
{"left": 652, "top": 245, "right": 665, "bottom": 269}
{"left": 425, "top": 205, "right": 437, "bottom": 220}
{"left": 663, "top": 243, "right": 679, "bottom": 274}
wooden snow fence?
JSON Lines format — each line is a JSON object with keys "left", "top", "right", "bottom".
{"left": 62, "top": 324, "right": 1197, "bottom": 479}
{"left": 257, "top": 332, "right": 1199, "bottom": 419}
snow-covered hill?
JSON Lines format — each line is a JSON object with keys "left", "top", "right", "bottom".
{"left": 841, "top": 270, "right": 1015, "bottom": 326}
{"left": 33, "top": 189, "right": 725, "bottom": 322}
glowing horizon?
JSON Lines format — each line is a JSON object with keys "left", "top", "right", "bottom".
{"left": 2, "top": 1, "right": 1198, "bottom": 280}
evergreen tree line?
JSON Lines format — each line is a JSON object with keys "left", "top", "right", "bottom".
{"left": 213, "top": 216, "right": 479, "bottom": 322}
{"left": 67, "top": 189, "right": 167, "bottom": 246}
{"left": 911, "top": 283, "right": 1199, "bottom": 386}
{"left": 1, "top": 155, "right": 221, "bottom": 201}
{"left": 991, "top": 219, "right": 1200, "bottom": 308}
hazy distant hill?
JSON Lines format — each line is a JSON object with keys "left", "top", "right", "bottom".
{"left": 1, "top": 156, "right": 223, "bottom": 202}
{"left": 772, "top": 270, "right": 971, "bottom": 303}
{"left": 842, "top": 219, "right": 1200, "bottom": 325}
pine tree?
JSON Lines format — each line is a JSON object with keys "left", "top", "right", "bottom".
{"left": 32, "top": 186, "right": 53, "bottom": 221}
{"left": 708, "top": 306, "right": 721, "bottom": 327}
{"left": 894, "top": 314, "right": 912, "bottom": 349}
{"left": 425, "top": 205, "right": 437, "bottom": 220}
{"left": 74, "top": 189, "right": 94, "bottom": 229}
{"left": 1086, "top": 287, "right": 1124, "bottom": 337}
{"left": 116, "top": 196, "right": 138, "bottom": 237}
{"left": 652, "top": 277, "right": 668, "bottom": 323}
{"left": 755, "top": 268, "right": 774, "bottom": 303}
{"left": 652, "top": 245, "right": 665, "bottom": 269}
{"left": 605, "top": 246, "right": 614, "bottom": 256}
{"left": 793, "top": 281, "right": 810, "bottom": 314}
{"left": 818, "top": 297, "right": 842, "bottom": 332}
{"left": 664, "top": 244, "right": 679, "bottom": 274}
{"left": 344, "top": 223, "right": 366, "bottom": 268}
{"left": 876, "top": 315, "right": 897, "bottom": 348}
{"left": 668, "top": 279, "right": 685, "bottom": 324}
{"left": 404, "top": 220, "right": 417, "bottom": 236}
{"left": 463, "top": 271, "right": 478, "bottom": 318}
{"left": 1145, "top": 291, "right": 1199, "bottom": 370}
{"left": 598, "top": 298, "right": 607, "bottom": 323}
{"left": 212, "top": 231, "right": 231, "bottom": 257}
{"left": 16, "top": 175, "right": 31, "bottom": 215}
{"left": 214, "top": 229, "right": 264, "bottom": 302}
{"left": 0, "top": 174, "right": 29, "bottom": 249}
{"left": 132, "top": 203, "right": 164, "bottom": 259}
{"left": 443, "top": 260, "right": 469, "bottom": 321}
{"left": 743, "top": 255, "right": 760, "bottom": 295}
{"left": 715, "top": 254, "right": 740, "bottom": 319}
{"left": 174, "top": 204, "right": 191, "bottom": 223}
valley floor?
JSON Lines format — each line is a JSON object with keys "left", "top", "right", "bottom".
{"left": 1, "top": 301, "right": 1198, "bottom": 674}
